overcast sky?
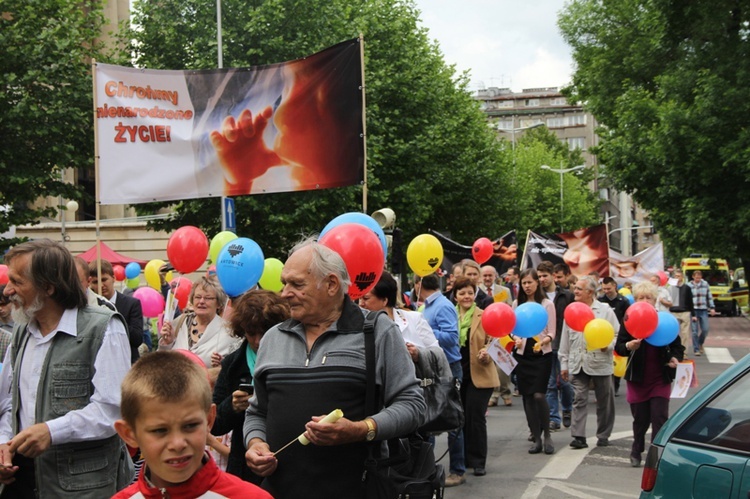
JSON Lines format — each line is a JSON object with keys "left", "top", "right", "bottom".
{"left": 412, "top": 0, "right": 574, "bottom": 93}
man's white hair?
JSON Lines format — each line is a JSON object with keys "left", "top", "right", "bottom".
{"left": 289, "top": 237, "right": 351, "bottom": 296}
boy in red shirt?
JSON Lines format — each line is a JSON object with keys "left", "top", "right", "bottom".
{"left": 113, "top": 351, "right": 272, "bottom": 498}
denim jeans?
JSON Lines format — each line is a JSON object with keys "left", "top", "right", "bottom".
{"left": 546, "top": 351, "right": 573, "bottom": 425}
{"left": 447, "top": 360, "right": 465, "bottom": 475}
{"left": 691, "top": 309, "right": 710, "bottom": 352}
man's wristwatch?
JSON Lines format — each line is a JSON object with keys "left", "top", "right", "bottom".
{"left": 364, "top": 418, "right": 377, "bottom": 442}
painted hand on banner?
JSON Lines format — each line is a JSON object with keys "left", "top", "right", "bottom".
{"left": 210, "top": 106, "right": 281, "bottom": 194}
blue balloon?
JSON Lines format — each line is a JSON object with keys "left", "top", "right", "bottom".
{"left": 320, "top": 212, "right": 387, "bottom": 259}
{"left": 626, "top": 294, "right": 635, "bottom": 304}
{"left": 124, "top": 262, "right": 141, "bottom": 279}
{"left": 512, "top": 302, "right": 549, "bottom": 338}
{"left": 215, "top": 237, "right": 265, "bottom": 298}
{"left": 646, "top": 311, "right": 680, "bottom": 347}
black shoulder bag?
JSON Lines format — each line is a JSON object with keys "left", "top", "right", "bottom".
{"left": 361, "top": 311, "right": 445, "bottom": 499}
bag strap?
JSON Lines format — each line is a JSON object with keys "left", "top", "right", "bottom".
{"left": 363, "top": 310, "right": 384, "bottom": 417}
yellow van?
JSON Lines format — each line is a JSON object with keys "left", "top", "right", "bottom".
{"left": 681, "top": 257, "right": 748, "bottom": 316}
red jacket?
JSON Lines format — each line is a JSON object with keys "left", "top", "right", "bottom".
{"left": 112, "top": 453, "right": 272, "bottom": 499}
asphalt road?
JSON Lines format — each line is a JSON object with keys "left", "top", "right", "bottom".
{"left": 438, "top": 315, "right": 750, "bottom": 499}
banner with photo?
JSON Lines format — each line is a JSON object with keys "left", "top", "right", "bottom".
{"left": 94, "top": 39, "right": 364, "bottom": 204}
{"left": 428, "top": 230, "right": 518, "bottom": 276}
{"left": 521, "top": 224, "right": 610, "bottom": 278}
{"left": 609, "top": 242, "right": 665, "bottom": 285}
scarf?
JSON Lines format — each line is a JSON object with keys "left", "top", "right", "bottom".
{"left": 246, "top": 342, "right": 257, "bottom": 382}
{"left": 457, "top": 302, "right": 475, "bottom": 347}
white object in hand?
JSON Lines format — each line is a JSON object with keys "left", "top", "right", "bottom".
{"left": 298, "top": 409, "right": 344, "bottom": 445}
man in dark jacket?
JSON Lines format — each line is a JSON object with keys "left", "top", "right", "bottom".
{"left": 598, "top": 277, "right": 630, "bottom": 395}
{"left": 538, "top": 261, "right": 575, "bottom": 430}
{"left": 90, "top": 260, "right": 144, "bottom": 364}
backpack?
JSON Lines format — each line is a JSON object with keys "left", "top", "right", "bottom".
{"left": 361, "top": 311, "right": 445, "bottom": 499}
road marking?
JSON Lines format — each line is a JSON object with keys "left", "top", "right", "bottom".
{"left": 705, "top": 347, "right": 735, "bottom": 364}
{"left": 535, "top": 430, "right": 633, "bottom": 479}
{"left": 522, "top": 478, "right": 639, "bottom": 499}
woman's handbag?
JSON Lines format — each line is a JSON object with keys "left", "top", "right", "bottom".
{"left": 415, "top": 347, "right": 464, "bottom": 434}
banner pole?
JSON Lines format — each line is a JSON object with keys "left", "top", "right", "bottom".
{"left": 359, "top": 34, "right": 368, "bottom": 214}
{"left": 92, "top": 59, "right": 103, "bottom": 286}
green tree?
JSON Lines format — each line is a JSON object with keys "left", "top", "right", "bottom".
{"left": 559, "top": 0, "right": 750, "bottom": 267}
{"left": 0, "top": 0, "right": 123, "bottom": 248}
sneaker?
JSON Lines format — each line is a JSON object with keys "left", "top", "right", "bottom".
{"left": 700, "top": 346, "right": 705, "bottom": 354}
{"left": 695, "top": 350, "right": 702, "bottom": 356}
{"left": 569, "top": 438, "right": 588, "bottom": 449}
{"left": 549, "top": 421, "right": 561, "bottom": 432}
{"left": 630, "top": 456, "right": 641, "bottom": 467}
{"left": 473, "top": 467, "right": 486, "bottom": 476}
{"left": 596, "top": 438, "right": 610, "bottom": 447}
{"left": 513, "top": 389, "right": 520, "bottom": 397}
{"left": 445, "top": 473, "right": 466, "bottom": 487}
{"left": 562, "top": 411, "right": 572, "bottom": 428}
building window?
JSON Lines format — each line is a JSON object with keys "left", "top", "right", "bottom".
{"left": 550, "top": 97, "right": 566, "bottom": 105}
{"left": 498, "top": 100, "right": 514, "bottom": 108}
{"left": 547, "top": 117, "right": 565, "bottom": 128}
{"left": 599, "top": 188, "right": 609, "bottom": 200}
{"left": 525, "top": 99, "right": 540, "bottom": 107}
{"left": 567, "top": 137, "right": 585, "bottom": 150}
{"left": 495, "top": 119, "right": 514, "bottom": 130}
{"left": 568, "top": 114, "right": 587, "bottom": 126}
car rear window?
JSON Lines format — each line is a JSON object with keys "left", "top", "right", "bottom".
{"left": 673, "top": 369, "right": 750, "bottom": 453}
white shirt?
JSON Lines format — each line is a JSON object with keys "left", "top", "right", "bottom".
{"left": 0, "top": 307, "right": 131, "bottom": 444}
{"left": 392, "top": 308, "right": 439, "bottom": 349}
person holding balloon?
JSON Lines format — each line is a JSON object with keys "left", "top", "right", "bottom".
{"left": 159, "top": 276, "right": 241, "bottom": 382}
{"left": 452, "top": 276, "right": 500, "bottom": 475}
{"left": 511, "top": 269, "right": 557, "bottom": 454}
{"left": 558, "top": 276, "right": 619, "bottom": 450}
{"left": 614, "top": 281, "right": 683, "bottom": 468}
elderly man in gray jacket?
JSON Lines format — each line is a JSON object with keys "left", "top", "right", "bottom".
{"left": 559, "top": 275, "right": 620, "bottom": 450}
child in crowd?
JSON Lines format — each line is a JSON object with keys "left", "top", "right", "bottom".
{"left": 112, "top": 351, "right": 272, "bottom": 498}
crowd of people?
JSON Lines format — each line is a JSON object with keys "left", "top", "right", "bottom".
{"left": 0, "top": 237, "right": 709, "bottom": 497}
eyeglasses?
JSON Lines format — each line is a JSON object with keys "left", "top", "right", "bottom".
{"left": 193, "top": 295, "right": 217, "bottom": 302}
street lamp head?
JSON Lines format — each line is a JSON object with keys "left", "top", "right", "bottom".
{"left": 540, "top": 165, "right": 552, "bottom": 171}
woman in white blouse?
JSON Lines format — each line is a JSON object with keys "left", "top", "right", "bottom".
{"left": 359, "top": 272, "right": 438, "bottom": 360}
{"left": 159, "top": 276, "right": 241, "bottom": 381}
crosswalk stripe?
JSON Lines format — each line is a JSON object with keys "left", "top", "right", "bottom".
{"left": 705, "top": 347, "right": 735, "bottom": 364}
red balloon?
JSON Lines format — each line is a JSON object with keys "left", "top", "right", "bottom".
{"left": 170, "top": 277, "right": 193, "bottom": 310}
{"left": 0, "top": 265, "right": 8, "bottom": 285}
{"left": 658, "top": 270, "right": 668, "bottom": 286}
{"left": 319, "top": 223, "right": 384, "bottom": 300}
{"left": 112, "top": 264, "right": 126, "bottom": 282}
{"left": 472, "top": 237, "right": 493, "bottom": 265}
{"left": 624, "top": 301, "right": 659, "bottom": 339}
{"left": 167, "top": 226, "right": 209, "bottom": 274}
{"left": 564, "top": 302, "right": 595, "bottom": 331}
{"left": 481, "top": 302, "right": 516, "bottom": 338}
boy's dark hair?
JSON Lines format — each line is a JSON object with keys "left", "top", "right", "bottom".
{"left": 536, "top": 261, "right": 554, "bottom": 274}
{"left": 421, "top": 273, "right": 441, "bottom": 291}
{"left": 553, "top": 263, "right": 570, "bottom": 275}
{"left": 89, "top": 259, "right": 114, "bottom": 277}
{"left": 120, "top": 351, "right": 211, "bottom": 427}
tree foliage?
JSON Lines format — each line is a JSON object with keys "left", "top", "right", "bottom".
{"left": 559, "top": 0, "right": 750, "bottom": 265}
{"left": 0, "top": 0, "right": 124, "bottom": 247}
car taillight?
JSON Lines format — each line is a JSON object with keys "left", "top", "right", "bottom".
{"left": 641, "top": 444, "right": 663, "bottom": 492}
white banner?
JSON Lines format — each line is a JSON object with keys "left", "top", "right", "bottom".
{"left": 609, "top": 242, "right": 664, "bottom": 285}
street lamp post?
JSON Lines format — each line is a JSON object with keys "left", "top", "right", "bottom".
{"left": 540, "top": 164, "right": 585, "bottom": 232}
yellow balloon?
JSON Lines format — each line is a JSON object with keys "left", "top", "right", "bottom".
{"left": 145, "top": 259, "right": 172, "bottom": 290}
{"left": 618, "top": 287, "right": 632, "bottom": 296}
{"left": 406, "top": 234, "right": 443, "bottom": 277}
{"left": 583, "top": 318, "right": 615, "bottom": 351}
{"left": 613, "top": 354, "right": 627, "bottom": 377}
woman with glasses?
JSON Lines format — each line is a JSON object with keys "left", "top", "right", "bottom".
{"left": 159, "top": 276, "right": 241, "bottom": 379}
